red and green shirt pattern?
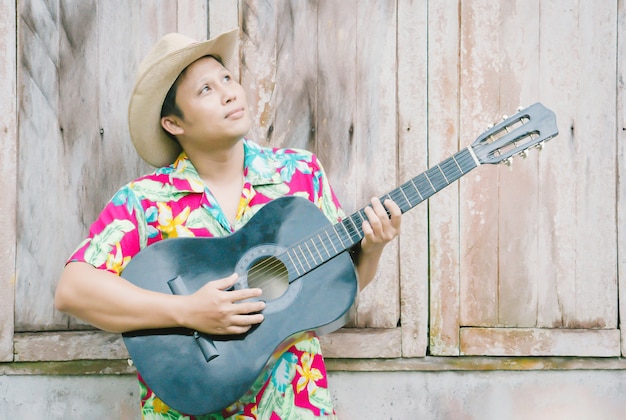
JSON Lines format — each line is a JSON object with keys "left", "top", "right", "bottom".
{"left": 68, "top": 140, "right": 345, "bottom": 419}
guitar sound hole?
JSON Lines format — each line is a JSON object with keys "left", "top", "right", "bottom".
{"left": 247, "top": 256, "right": 289, "bottom": 301}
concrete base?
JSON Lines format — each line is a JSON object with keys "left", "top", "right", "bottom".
{"left": 2, "top": 370, "right": 626, "bottom": 419}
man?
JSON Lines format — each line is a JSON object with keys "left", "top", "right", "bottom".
{"left": 55, "top": 28, "right": 401, "bottom": 419}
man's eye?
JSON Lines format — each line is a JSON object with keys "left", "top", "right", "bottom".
{"left": 201, "top": 85, "right": 210, "bottom": 93}
{"left": 223, "top": 75, "right": 231, "bottom": 82}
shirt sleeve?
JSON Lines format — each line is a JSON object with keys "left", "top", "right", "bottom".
{"left": 67, "top": 186, "right": 144, "bottom": 276}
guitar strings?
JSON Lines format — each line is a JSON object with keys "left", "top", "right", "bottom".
{"left": 242, "top": 149, "right": 479, "bottom": 292}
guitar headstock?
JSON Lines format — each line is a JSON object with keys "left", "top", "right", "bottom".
{"left": 471, "top": 102, "right": 558, "bottom": 165}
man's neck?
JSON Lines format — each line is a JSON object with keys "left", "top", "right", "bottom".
{"left": 186, "top": 139, "right": 245, "bottom": 185}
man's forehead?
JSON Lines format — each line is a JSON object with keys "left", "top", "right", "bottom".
{"left": 175, "top": 56, "right": 223, "bottom": 87}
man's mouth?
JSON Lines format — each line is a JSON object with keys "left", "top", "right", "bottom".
{"left": 225, "top": 107, "right": 245, "bottom": 119}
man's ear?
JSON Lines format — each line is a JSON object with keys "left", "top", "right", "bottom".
{"left": 161, "top": 116, "right": 184, "bottom": 136}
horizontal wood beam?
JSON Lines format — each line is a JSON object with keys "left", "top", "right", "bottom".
{"left": 460, "top": 328, "right": 621, "bottom": 357}
{"left": 4, "top": 356, "right": 626, "bottom": 376}
{"left": 13, "top": 328, "right": 403, "bottom": 362}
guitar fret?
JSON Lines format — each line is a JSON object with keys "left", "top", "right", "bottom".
{"left": 410, "top": 178, "right": 424, "bottom": 201}
{"left": 318, "top": 233, "right": 331, "bottom": 259}
{"left": 424, "top": 173, "right": 436, "bottom": 191}
{"left": 300, "top": 244, "right": 314, "bottom": 269}
{"left": 347, "top": 215, "right": 362, "bottom": 242}
{"left": 451, "top": 154, "right": 464, "bottom": 173}
{"left": 441, "top": 157, "right": 463, "bottom": 181}
{"left": 312, "top": 238, "right": 325, "bottom": 262}
{"left": 304, "top": 242, "right": 317, "bottom": 266}
{"left": 325, "top": 230, "right": 339, "bottom": 254}
{"left": 336, "top": 223, "right": 350, "bottom": 248}
{"left": 437, "top": 164, "right": 450, "bottom": 184}
{"left": 292, "top": 248, "right": 307, "bottom": 273}
{"left": 398, "top": 187, "right": 412, "bottom": 208}
{"left": 287, "top": 251, "right": 302, "bottom": 276}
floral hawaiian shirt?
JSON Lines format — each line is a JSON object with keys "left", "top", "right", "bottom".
{"left": 68, "top": 139, "right": 346, "bottom": 419}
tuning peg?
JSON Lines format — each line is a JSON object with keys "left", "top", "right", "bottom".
{"left": 520, "top": 150, "right": 529, "bottom": 159}
{"left": 518, "top": 106, "right": 524, "bottom": 112}
{"left": 535, "top": 142, "right": 544, "bottom": 151}
{"left": 502, "top": 115, "right": 509, "bottom": 120}
{"left": 503, "top": 157, "right": 513, "bottom": 167}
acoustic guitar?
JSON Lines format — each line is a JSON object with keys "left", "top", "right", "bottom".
{"left": 122, "top": 102, "right": 558, "bottom": 414}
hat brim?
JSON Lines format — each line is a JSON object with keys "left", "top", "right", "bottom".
{"left": 128, "top": 28, "right": 239, "bottom": 167}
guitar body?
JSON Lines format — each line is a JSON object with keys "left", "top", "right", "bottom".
{"left": 122, "top": 196, "right": 358, "bottom": 415}
{"left": 120, "top": 103, "right": 559, "bottom": 416}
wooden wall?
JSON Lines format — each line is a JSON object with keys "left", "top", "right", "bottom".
{"left": 2, "top": 0, "right": 626, "bottom": 366}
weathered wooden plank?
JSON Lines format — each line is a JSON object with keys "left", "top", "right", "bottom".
{"left": 320, "top": 328, "right": 402, "bottom": 359}
{"left": 15, "top": 0, "right": 66, "bottom": 331}
{"left": 536, "top": 1, "right": 617, "bottom": 329}
{"left": 14, "top": 331, "right": 128, "bottom": 362}
{"left": 493, "top": 0, "right": 541, "bottom": 328}
{"left": 567, "top": 1, "right": 617, "bottom": 328}
{"left": 267, "top": 0, "right": 318, "bottom": 151}
{"left": 62, "top": 1, "right": 175, "bottom": 330}
{"left": 396, "top": 0, "right": 428, "bottom": 357}
{"left": 534, "top": 2, "right": 579, "bottom": 329}
{"left": 0, "top": 0, "right": 17, "bottom": 362}
{"left": 208, "top": 0, "right": 238, "bottom": 38}
{"left": 207, "top": 0, "right": 238, "bottom": 75}
{"left": 457, "top": 0, "right": 618, "bottom": 342}
{"left": 618, "top": 0, "right": 626, "bottom": 357}
{"left": 315, "top": 1, "right": 358, "bottom": 327}
{"left": 239, "top": 0, "right": 278, "bottom": 145}
{"left": 12, "top": 328, "right": 402, "bottom": 363}
{"left": 95, "top": 0, "right": 154, "bottom": 193}
{"left": 458, "top": 0, "right": 502, "bottom": 329}
{"left": 177, "top": 0, "right": 208, "bottom": 39}
{"left": 351, "top": 0, "right": 399, "bottom": 329}
{"left": 4, "top": 355, "right": 626, "bottom": 376}
{"left": 460, "top": 328, "right": 621, "bottom": 357}
{"left": 428, "top": 0, "right": 462, "bottom": 356}
{"left": 315, "top": 0, "right": 357, "bottom": 213}
{"left": 0, "top": 360, "right": 135, "bottom": 375}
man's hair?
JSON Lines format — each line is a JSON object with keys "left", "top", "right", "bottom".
{"left": 160, "top": 54, "right": 225, "bottom": 126}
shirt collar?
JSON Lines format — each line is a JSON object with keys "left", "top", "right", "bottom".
{"left": 160, "top": 139, "right": 284, "bottom": 193}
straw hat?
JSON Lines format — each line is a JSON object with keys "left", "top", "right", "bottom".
{"left": 128, "top": 28, "right": 239, "bottom": 167}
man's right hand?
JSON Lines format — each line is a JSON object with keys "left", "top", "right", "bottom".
{"left": 181, "top": 273, "right": 265, "bottom": 335}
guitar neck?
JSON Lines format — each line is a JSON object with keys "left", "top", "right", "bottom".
{"left": 283, "top": 147, "right": 479, "bottom": 279}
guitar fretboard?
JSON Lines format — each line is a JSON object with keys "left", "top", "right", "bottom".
{"left": 283, "top": 147, "right": 479, "bottom": 279}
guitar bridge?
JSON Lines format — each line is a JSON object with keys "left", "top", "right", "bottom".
{"left": 168, "top": 276, "right": 220, "bottom": 363}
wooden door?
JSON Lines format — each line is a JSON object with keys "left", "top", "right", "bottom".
{"left": 429, "top": 0, "right": 621, "bottom": 357}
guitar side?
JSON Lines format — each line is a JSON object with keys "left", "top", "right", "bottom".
{"left": 121, "top": 196, "right": 358, "bottom": 415}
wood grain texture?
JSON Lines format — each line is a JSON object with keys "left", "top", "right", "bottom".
{"left": 177, "top": 0, "right": 208, "bottom": 40}
{"left": 8, "top": 0, "right": 625, "bottom": 362}
{"left": 450, "top": 0, "right": 619, "bottom": 356}
{"left": 350, "top": 1, "right": 399, "bottom": 329}
{"left": 397, "top": 0, "right": 429, "bottom": 357}
{"left": 208, "top": 0, "right": 238, "bottom": 38}
{"left": 0, "top": 0, "right": 17, "bottom": 362}
{"left": 460, "top": 328, "right": 621, "bottom": 357}
{"left": 16, "top": 0, "right": 65, "bottom": 331}
{"left": 14, "top": 331, "right": 128, "bottom": 362}
{"left": 427, "top": 0, "right": 463, "bottom": 356}
{"left": 320, "top": 328, "right": 402, "bottom": 359}
{"left": 535, "top": 1, "right": 617, "bottom": 330}
{"left": 618, "top": 0, "right": 626, "bottom": 357}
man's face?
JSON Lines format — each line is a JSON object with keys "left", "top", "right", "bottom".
{"left": 171, "top": 56, "right": 251, "bottom": 150}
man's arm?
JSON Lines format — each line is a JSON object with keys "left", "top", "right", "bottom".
{"left": 55, "top": 262, "right": 265, "bottom": 334}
